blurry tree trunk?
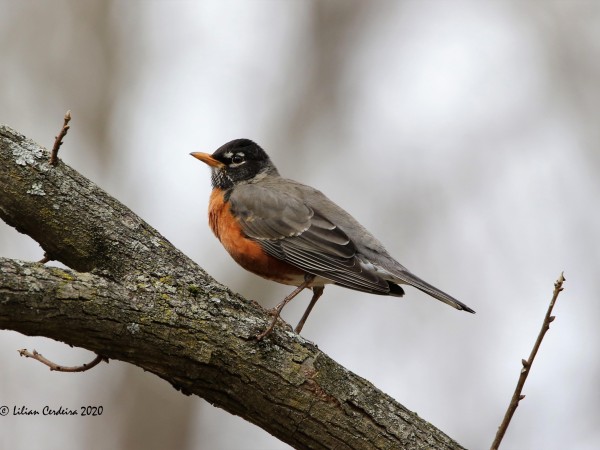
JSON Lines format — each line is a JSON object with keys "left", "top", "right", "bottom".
{"left": 0, "top": 124, "right": 466, "bottom": 450}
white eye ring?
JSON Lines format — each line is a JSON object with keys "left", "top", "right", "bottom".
{"left": 232, "top": 154, "right": 244, "bottom": 164}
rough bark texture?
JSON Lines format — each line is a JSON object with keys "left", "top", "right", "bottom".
{"left": 0, "top": 124, "right": 466, "bottom": 450}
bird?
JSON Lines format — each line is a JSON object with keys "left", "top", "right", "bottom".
{"left": 191, "top": 139, "right": 475, "bottom": 340}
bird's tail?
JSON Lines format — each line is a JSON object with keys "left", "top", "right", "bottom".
{"left": 393, "top": 270, "right": 475, "bottom": 313}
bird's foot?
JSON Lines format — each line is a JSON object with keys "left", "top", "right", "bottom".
{"left": 255, "top": 309, "right": 292, "bottom": 341}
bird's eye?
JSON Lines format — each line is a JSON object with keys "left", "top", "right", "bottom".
{"left": 232, "top": 154, "right": 244, "bottom": 164}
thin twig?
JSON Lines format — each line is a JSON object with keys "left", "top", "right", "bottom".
{"left": 18, "top": 349, "right": 108, "bottom": 373}
{"left": 490, "top": 272, "right": 566, "bottom": 450}
{"left": 38, "top": 252, "right": 51, "bottom": 264}
{"left": 49, "top": 110, "right": 71, "bottom": 165}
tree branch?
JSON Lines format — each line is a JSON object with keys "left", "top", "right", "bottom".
{"left": 0, "top": 124, "right": 466, "bottom": 450}
{"left": 50, "top": 110, "right": 71, "bottom": 165}
{"left": 18, "top": 348, "right": 107, "bottom": 372}
{"left": 490, "top": 272, "right": 566, "bottom": 450}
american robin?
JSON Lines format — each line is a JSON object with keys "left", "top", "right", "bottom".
{"left": 191, "top": 139, "right": 475, "bottom": 340}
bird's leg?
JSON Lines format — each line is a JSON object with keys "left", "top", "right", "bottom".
{"left": 255, "top": 274, "right": 315, "bottom": 341}
{"left": 294, "top": 286, "right": 324, "bottom": 334}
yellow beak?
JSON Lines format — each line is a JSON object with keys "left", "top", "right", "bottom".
{"left": 190, "top": 152, "right": 225, "bottom": 168}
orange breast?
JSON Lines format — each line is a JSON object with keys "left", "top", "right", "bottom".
{"left": 208, "top": 188, "right": 304, "bottom": 285}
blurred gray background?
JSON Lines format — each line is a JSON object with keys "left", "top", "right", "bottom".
{"left": 1, "top": 1, "right": 598, "bottom": 449}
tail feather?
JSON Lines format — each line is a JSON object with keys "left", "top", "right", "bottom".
{"left": 393, "top": 270, "right": 475, "bottom": 314}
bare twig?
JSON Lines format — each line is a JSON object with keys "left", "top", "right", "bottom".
{"left": 38, "top": 252, "right": 51, "bottom": 264}
{"left": 49, "top": 110, "right": 71, "bottom": 165}
{"left": 18, "top": 349, "right": 107, "bottom": 373}
{"left": 490, "top": 272, "right": 566, "bottom": 450}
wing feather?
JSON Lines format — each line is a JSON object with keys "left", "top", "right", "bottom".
{"left": 229, "top": 185, "right": 391, "bottom": 294}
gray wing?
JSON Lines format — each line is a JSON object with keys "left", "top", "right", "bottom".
{"left": 229, "top": 183, "right": 393, "bottom": 294}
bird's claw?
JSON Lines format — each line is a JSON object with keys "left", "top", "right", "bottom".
{"left": 255, "top": 310, "right": 292, "bottom": 341}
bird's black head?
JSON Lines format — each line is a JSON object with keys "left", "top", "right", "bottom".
{"left": 191, "top": 139, "right": 279, "bottom": 190}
